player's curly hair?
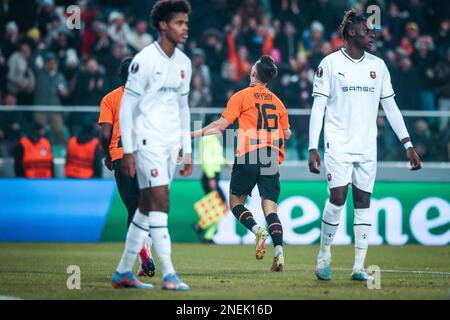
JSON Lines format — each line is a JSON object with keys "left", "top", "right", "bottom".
{"left": 150, "top": 0, "right": 191, "bottom": 31}
{"left": 256, "top": 55, "right": 278, "bottom": 83}
{"left": 340, "top": 8, "right": 367, "bottom": 40}
{"left": 119, "top": 57, "right": 133, "bottom": 86}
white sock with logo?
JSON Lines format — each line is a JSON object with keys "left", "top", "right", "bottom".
{"left": 116, "top": 210, "right": 150, "bottom": 274}
{"left": 145, "top": 236, "right": 153, "bottom": 258}
{"left": 148, "top": 211, "right": 175, "bottom": 277}
{"left": 353, "top": 208, "right": 371, "bottom": 272}
{"left": 318, "top": 200, "right": 344, "bottom": 262}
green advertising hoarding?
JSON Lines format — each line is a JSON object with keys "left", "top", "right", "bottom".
{"left": 100, "top": 181, "right": 450, "bottom": 245}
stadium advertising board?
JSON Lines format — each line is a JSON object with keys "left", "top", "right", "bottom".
{"left": 0, "top": 180, "right": 448, "bottom": 245}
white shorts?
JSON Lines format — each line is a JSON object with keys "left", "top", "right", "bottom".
{"left": 324, "top": 151, "right": 377, "bottom": 193}
{"left": 134, "top": 139, "right": 181, "bottom": 189}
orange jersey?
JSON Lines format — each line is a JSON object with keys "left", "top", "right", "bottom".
{"left": 221, "top": 84, "right": 290, "bottom": 163}
{"left": 98, "top": 86, "right": 124, "bottom": 162}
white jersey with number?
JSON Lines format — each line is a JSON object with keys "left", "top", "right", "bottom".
{"left": 125, "top": 41, "right": 192, "bottom": 148}
{"left": 312, "top": 48, "right": 395, "bottom": 157}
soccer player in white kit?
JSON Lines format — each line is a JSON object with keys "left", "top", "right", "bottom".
{"left": 112, "top": 0, "right": 192, "bottom": 290}
{"left": 308, "top": 9, "right": 422, "bottom": 281}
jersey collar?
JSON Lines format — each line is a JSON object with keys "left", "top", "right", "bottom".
{"left": 154, "top": 41, "right": 176, "bottom": 60}
{"left": 341, "top": 48, "right": 366, "bottom": 64}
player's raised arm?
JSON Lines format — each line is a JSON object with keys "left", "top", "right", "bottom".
{"left": 191, "top": 117, "right": 231, "bottom": 138}
{"left": 379, "top": 63, "right": 422, "bottom": 170}
{"left": 192, "top": 91, "right": 242, "bottom": 138}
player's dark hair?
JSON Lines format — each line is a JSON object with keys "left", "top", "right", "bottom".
{"left": 151, "top": 0, "right": 191, "bottom": 31}
{"left": 340, "top": 9, "right": 368, "bottom": 40}
{"left": 119, "top": 57, "right": 133, "bottom": 86}
{"left": 255, "top": 55, "right": 278, "bottom": 83}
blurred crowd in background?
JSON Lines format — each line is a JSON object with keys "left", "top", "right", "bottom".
{"left": 0, "top": 0, "right": 449, "bottom": 162}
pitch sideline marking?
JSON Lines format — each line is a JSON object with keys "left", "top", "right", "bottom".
{"left": 0, "top": 295, "right": 23, "bottom": 300}
{"left": 332, "top": 267, "right": 450, "bottom": 276}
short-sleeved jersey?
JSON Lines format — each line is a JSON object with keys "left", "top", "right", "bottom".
{"left": 98, "top": 86, "right": 124, "bottom": 162}
{"left": 312, "top": 48, "right": 395, "bottom": 155}
{"left": 222, "top": 84, "right": 290, "bottom": 164}
{"left": 124, "top": 42, "right": 191, "bottom": 148}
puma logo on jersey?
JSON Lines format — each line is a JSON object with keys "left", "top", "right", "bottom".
{"left": 338, "top": 72, "right": 345, "bottom": 77}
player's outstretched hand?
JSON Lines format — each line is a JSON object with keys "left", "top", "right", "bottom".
{"left": 121, "top": 154, "right": 136, "bottom": 177}
{"left": 406, "top": 148, "right": 422, "bottom": 171}
{"left": 308, "top": 149, "right": 321, "bottom": 174}
{"left": 180, "top": 153, "right": 193, "bottom": 177}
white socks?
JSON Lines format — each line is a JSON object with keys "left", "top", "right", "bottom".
{"left": 251, "top": 224, "right": 262, "bottom": 235}
{"left": 116, "top": 210, "right": 150, "bottom": 274}
{"left": 274, "top": 245, "right": 283, "bottom": 257}
{"left": 148, "top": 211, "right": 175, "bottom": 277}
{"left": 318, "top": 200, "right": 344, "bottom": 261}
{"left": 353, "top": 208, "right": 371, "bottom": 271}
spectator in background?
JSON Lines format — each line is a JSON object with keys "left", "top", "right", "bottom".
{"left": 44, "top": 13, "right": 68, "bottom": 48}
{"left": 400, "top": 22, "right": 420, "bottom": 56}
{"left": 61, "top": 48, "right": 80, "bottom": 105}
{"left": 301, "top": 21, "right": 326, "bottom": 67}
{"left": 2, "top": 21, "right": 20, "bottom": 61}
{"left": 14, "top": 123, "right": 54, "bottom": 178}
{"left": 412, "top": 36, "right": 438, "bottom": 126}
{"left": 309, "top": 0, "right": 334, "bottom": 35}
{"left": 393, "top": 55, "right": 421, "bottom": 112}
{"left": 226, "top": 28, "right": 251, "bottom": 83}
{"left": 104, "top": 43, "right": 127, "bottom": 90}
{"left": 0, "top": 93, "right": 24, "bottom": 157}
{"left": 65, "top": 123, "right": 102, "bottom": 179}
{"left": 385, "top": 2, "right": 408, "bottom": 44}
{"left": 190, "top": 73, "right": 212, "bottom": 124}
{"left": 37, "top": 0, "right": 59, "bottom": 39}
{"left": 434, "top": 48, "right": 450, "bottom": 132}
{"left": 7, "top": 39, "right": 35, "bottom": 105}
{"left": 274, "top": 21, "right": 298, "bottom": 64}
{"left": 236, "top": 0, "right": 264, "bottom": 28}
{"left": 74, "top": 56, "right": 105, "bottom": 106}
{"left": 48, "top": 31, "right": 74, "bottom": 68}
{"left": 202, "top": 29, "right": 226, "bottom": 76}
{"left": 435, "top": 18, "right": 449, "bottom": 60}
{"left": 411, "top": 119, "right": 432, "bottom": 161}
{"left": 33, "top": 52, "right": 69, "bottom": 146}
{"left": 191, "top": 48, "right": 211, "bottom": 89}
{"left": 211, "top": 61, "right": 238, "bottom": 108}
{"left": 71, "top": 56, "right": 106, "bottom": 133}
{"left": 406, "top": 0, "right": 428, "bottom": 33}
{"left": 107, "top": 11, "right": 131, "bottom": 47}
{"left": 92, "top": 22, "right": 113, "bottom": 69}
{"left": 127, "top": 20, "right": 153, "bottom": 54}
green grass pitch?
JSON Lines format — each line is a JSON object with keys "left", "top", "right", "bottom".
{"left": 0, "top": 243, "right": 449, "bottom": 300}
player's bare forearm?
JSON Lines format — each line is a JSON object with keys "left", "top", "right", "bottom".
{"left": 100, "top": 123, "right": 113, "bottom": 170}
{"left": 121, "top": 153, "right": 136, "bottom": 177}
{"left": 191, "top": 117, "right": 230, "bottom": 138}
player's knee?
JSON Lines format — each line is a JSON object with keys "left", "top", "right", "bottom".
{"left": 329, "top": 194, "right": 346, "bottom": 206}
{"left": 151, "top": 200, "right": 169, "bottom": 213}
